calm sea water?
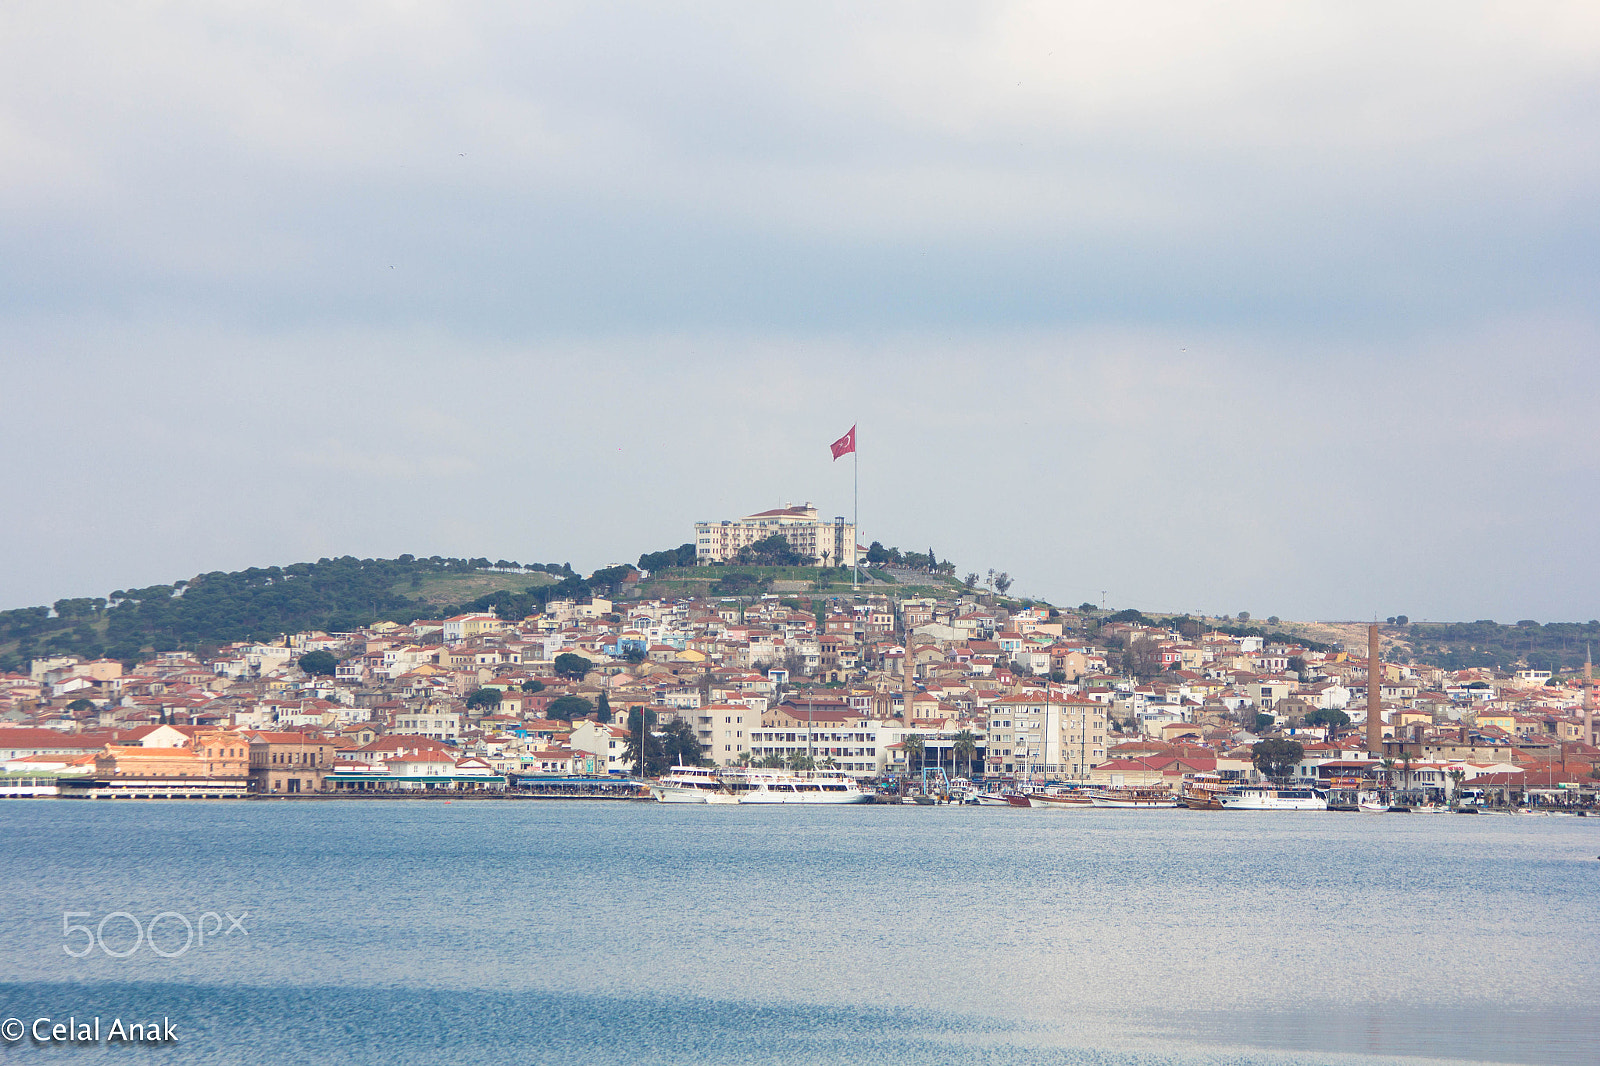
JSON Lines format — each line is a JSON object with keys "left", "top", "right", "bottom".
{"left": 0, "top": 800, "right": 1594, "bottom": 1065}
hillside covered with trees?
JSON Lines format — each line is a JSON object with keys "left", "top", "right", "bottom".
{"left": 1402, "top": 619, "right": 1600, "bottom": 674}
{"left": 10, "top": 548, "right": 1597, "bottom": 681}
{"left": 0, "top": 555, "right": 606, "bottom": 671}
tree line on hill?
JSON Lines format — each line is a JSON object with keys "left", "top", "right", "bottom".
{"left": 0, "top": 555, "right": 602, "bottom": 672}
{"left": 644, "top": 538, "right": 971, "bottom": 575}
{"left": 1404, "top": 619, "right": 1600, "bottom": 673}
{"left": 641, "top": 537, "right": 842, "bottom": 569}
{"left": 1091, "top": 609, "right": 1600, "bottom": 677}
{"left": 1093, "top": 610, "right": 1337, "bottom": 654}
{"left": 637, "top": 544, "right": 697, "bottom": 571}
{"left": 12, "top": 548, "right": 1599, "bottom": 682}
{"left": 864, "top": 542, "right": 957, "bottom": 577}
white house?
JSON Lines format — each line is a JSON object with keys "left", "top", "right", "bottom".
{"left": 392, "top": 711, "right": 462, "bottom": 742}
{"left": 569, "top": 720, "right": 632, "bottom": 775}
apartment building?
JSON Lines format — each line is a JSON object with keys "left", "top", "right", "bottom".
{"left": 985, "top": 694, "right": 1107, "bottom": 778}
{"left": 693, "top": 504, "right": 857, "bottom": 567}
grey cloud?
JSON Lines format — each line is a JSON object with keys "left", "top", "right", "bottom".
{"left": 3, "top": 3, "right": 1597, "bottom": 332}
{"left": 1, "top": 3, "right": 1597, "bottom": 620}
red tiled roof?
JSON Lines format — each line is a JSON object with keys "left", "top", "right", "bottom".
{"left": 0, "top": 728, "right": 109, "bottom": 750}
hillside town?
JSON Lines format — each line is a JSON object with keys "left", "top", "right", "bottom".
{"left": 2, "top": 582, "right": 1598, "bottom": 807}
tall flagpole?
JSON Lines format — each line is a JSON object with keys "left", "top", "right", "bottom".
{"left": 852, "top": 434, "right": 859, "bottom": 590}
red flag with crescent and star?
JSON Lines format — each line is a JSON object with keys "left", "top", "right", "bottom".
{"left": 830, "top": 425, "right": 856, "bottom": 460}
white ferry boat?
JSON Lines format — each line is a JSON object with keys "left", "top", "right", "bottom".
{"left": 1217, "top": 787, "right": 1327, "bottom": 811}
{"left": 650, "top": 765, "right": 738, "bottom": 804}
{"left": 724, "top": 767, "right": 872, "bottom": 805}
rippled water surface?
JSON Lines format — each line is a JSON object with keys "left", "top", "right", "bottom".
{"left": 0, "top": 800, "right": 1594, "bottom": 1064}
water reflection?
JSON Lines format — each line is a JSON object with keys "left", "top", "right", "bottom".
{"left": 0, "top": 801, "right": 1593, "bottom": 1065}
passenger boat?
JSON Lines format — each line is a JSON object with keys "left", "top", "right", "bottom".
{"left": 1002, "top": 791, "right": 1033, "bottom": 807}
{"left": 1030, "top": 788, "right": 1094, "bottom": 807}
{"left": 723, "top": 767, "right": 873, "bottom": 804}
{"left": 650, "top": 764, "right": 738, "bottom": 804}
{"left": 1179, "top": 773, "right": 1237, "bottom": 810}
{"left": 1088, "top": 786, "right": 1180, "bottom": 808}
{"left": 1217, "top": 787, "right": 1327, "bottom": 811}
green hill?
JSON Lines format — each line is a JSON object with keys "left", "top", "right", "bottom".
{"left": 0, "top": 556, "right": 586, "bottom": 671}
{"left": 396, "top": 569, "right": 555, "bottom": 606}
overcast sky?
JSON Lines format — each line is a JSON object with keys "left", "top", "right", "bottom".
{"left": 2, "top": 2, "right": 1597, "bottom": 622}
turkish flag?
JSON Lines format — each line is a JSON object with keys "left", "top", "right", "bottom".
{"left": 830, "top": 425, "right": 856, "bottom": 460}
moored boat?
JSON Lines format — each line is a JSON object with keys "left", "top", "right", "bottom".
{"left": 1217, "top": 787, "right": 1327, "bottom": 811}
{"left": 724, "top": 767, "right": 873, "bottom": 804}
{"left": 1088, "top": 786, "right": 1180, "bottom": 808}
{"left": 1179, "top": 773, "right": 1237, "bottom": 810}
{"left": 651, "top": 764, "right": 737, "bottom": 804}
{"left": 949, "top": 784, "right": 1009, "bottom": 806}
{"left": 1030, "top": 788, "right": 1094, "bottom": 807}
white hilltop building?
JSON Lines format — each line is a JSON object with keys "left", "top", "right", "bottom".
{"left": 694, "top": 504, "right": 858, "bottom": 568}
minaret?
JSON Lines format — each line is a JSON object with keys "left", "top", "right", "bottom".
{"left": 1367, "top": 624, "right": 1383, "bottom": 755}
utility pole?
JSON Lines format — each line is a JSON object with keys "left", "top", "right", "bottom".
{"left": 1367, "top": 624, "right": 1383, "bottom": 757}
{"left": 852, "top": 434, "right": 859, "bottom": 591}
{"left": 807, "top": 694, "right": 814, "bottom": 768}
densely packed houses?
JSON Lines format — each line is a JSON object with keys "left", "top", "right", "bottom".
{"left": 2, "top": 590, "right": 1596, "bottom": 801}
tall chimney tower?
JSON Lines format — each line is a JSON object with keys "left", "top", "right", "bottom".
{"left": 1585, "top": 645, "right": 1593, "bottom": 749}
{"left": 1367, "top": 624, "right": 1383, "bottom": 755}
